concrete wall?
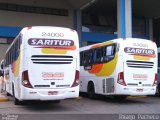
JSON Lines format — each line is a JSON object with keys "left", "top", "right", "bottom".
{"left": 0, "top": 0, "right": 75, "bottom": 61}
{"left": 0, "top": 0, "right": 74, "bottom": 28}
{"left": 0, "top": 44, "right": 9, "bottom": 61}
{"left": 0, "top": 10, "right": 74, "bottom": 28}
{"left": 0, "top": 0, "right": 71, "bottom": 9}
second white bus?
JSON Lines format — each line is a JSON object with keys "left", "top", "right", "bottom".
{"left": 3, "top": 26, "right": 80, "bottom": 105}
{"left": 80, "top": 38, "right": 157, "bottom": 99}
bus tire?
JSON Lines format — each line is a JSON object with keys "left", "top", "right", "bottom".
{"left": 87, "top": 82, "right": 97, "bottom": 99}
{"left": 158, "top": 83, "right": 160, "bottom": 94}
{"left": 114, "top": 96, "right": 127, "bottom": 100}
{"left": 14, "top": 96, "right": 21, "bottom": 105}
{"left": 54, "top": 100, "right": 61, "bottom": 103}
{"left": 12, "top": 84, "right": 21, "bottom": 105}
{"left": 6, "top": 92, "right": 10, "bottom": 96}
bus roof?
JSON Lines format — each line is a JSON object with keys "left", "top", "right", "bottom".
{"left": 80, "top": 38, "right": 156, "bottom": 52}
{"left": 5, "top": 26, "right": 77, "bottom": 55}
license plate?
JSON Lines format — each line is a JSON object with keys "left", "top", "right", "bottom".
{"left": 136, "top": 89, "right": 143, "bottom": 92}
{"left": 48, "top": 91, "right": 58, "bottom": 95}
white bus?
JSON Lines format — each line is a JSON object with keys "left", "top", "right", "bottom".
{"left": 80, "top": 38, "right": 157, "bottom": 99}
{"left": 156, "top": 48, "right": 160, "bottom": 94}
{"left": 3, "top": 26, "right": 80, "bottom": 105}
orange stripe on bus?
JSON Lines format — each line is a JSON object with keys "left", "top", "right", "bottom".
{"left": 88, "top": 64, "right": 103, "bottom": 73}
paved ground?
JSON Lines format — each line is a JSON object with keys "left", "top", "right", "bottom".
{"left": 1, "top": 93, "right": 160, "bottom": 120}
{"left": 0, "top": 94, "right": 160, "bottom": 114}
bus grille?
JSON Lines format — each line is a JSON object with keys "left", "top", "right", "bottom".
{"left": 126, "top": 60, "right": 154, "bottom": 68}
{"left": 31, "top": 55, "right": 73, "bottom": 64}
{"left": 103, "top": 78, "right": 114, "bottom": 93}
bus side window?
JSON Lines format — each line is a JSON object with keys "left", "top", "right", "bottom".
{"left": 17, "top": 35, "right": 22, "bottom": 52}
{"left": 88, "top": 50, "right": 93, "bottom": 64}
{"left": 107, "top": 45, "right": 114, "bottom": 56}
{"left": 83, "top": 51, "right": 87, "bottom": 65}
{"left": 80, "top": 52, "right": 83, "bottom": 66}
{"left": 97, "top": 49, "right": 101, "bottom": 63}
{"left": 158, "top": 53, "right": 160, "bottom": 67}
{"left": 15, "top": 40, "right": 18, "bottom": 59}
{"left": 94, "top": 48, "right": 102, "bottom": 63}
{"left": 103, "top": 45, "right": 115, "bottom": 62}
{"left": 93, "top": 49, "right": 96, "bottom": 63}
{"left": 5, "top": 54, "right": 7, "bottom": 66}
{"left": 158, "top": 53, "right": 160, "bottom": 73}
{"left": 85, "top": 50, "right": 91, "bottom": 65}
{"left": 8, "top": 52, "right": 10, "bottom": 66}
{"left": 103, "top": 46, "right": 108, "bottom": 62}
{"left": 13, "top": 44, "right": 16, "bottom": 62}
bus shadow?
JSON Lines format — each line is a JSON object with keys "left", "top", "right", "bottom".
{"left": 80, "top": 93, "right": 149, "bottom": 104}
{"left": 20, "top": 101, "right": 70, "bottom": 112}
{"left": 99, "top": 96, "right": 148, "bottom": 104}
{"left": 8, "top": 97, "right": 69, "bottom": 112}
{"left": 8, "top": 95, "right": 67, "bottom": 111}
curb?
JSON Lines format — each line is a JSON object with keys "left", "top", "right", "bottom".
{"left": 76, "top": 96, "right": 83, "bottom": 100}
{"left": 128, "top": 96, "right": 147, "bottom": 99}
{"left": 0, "top": 98, "right": 9, "bottom": 102}
{"left": 0, "top": 93, "right": 9, "bottom": 102}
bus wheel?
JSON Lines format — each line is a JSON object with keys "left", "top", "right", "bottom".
{"left": 114, "top": 96, "right": 127, "bottom": 100}
{"left": 54, "top": 100, "right": 61, "bottom": 103}
{"left": 14, "top": 96, "right": 21, "bottom": 105}
{"left": 12, "top": 84, "right": 21, "bottom": 105}
{"left": 87, "top": 82, "right": 97, "bottom": 99}
{"left": 6, "top": 92, "right": 10, "bottom": 96}
{"left": 158, "top": 83, "right": 160, "bottom": 94}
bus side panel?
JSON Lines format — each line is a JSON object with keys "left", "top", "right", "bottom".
{"left": 12, "top": 38, "right": 24, "bottom": 100}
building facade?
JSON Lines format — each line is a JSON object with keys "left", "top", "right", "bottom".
{"left": 0, "top": 0, "right": 160, "bottom": 60}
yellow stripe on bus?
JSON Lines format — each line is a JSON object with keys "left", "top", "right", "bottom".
{"left": 42, "top": 48, "right": 67, "bottom": 54}
{"left": 133, "top": 55, "right": 150, "bottom": 61}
